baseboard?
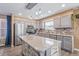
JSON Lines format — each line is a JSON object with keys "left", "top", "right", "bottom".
{"left": 74, "top": 48, "right": 79, "bottom": 51}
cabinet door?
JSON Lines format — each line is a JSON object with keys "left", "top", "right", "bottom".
{"left": 57, "top": 35, "right": 62, "bottom": 41}
{"left": 28, "top": 47, "right": 39, "bottom": 56}
{"left": 61, "top": 15, "right": 72, "bottom": 28}
{"left": 54, "top": 17, "right": 61, "bottom": 28}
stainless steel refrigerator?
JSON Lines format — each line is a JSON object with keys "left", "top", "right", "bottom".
{"left": 14, "top": 23, "right": 26, "bottom": 46}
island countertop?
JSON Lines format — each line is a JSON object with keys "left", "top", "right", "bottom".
{"left": 19, "top": 35, "right": 61, "bottom": 52}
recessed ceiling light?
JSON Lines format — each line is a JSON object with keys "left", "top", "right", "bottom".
{"left": 61, "top": 4, "right": 66, "bottom": 7}
{"left": 18, "top": 13, "right": 22, "bottom": 16}
{"left": 48, "top": 10, "right": 51, "bottom": 13}
{"left": 35, "top": 12, "right": 38, "bottom": 15}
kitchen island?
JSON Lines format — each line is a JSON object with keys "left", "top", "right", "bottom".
{"left": 19, "top": 35, "right": 61, "bottom": 56}
{"left": 37, "top": 31, "right": 74, "bottom": 52}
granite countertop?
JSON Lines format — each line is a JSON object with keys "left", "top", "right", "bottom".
{"left": 49, "top": 33, "right": 73, "bottom": 37}
{"left": 19, "top": 35, "right": 61, "bottom": 52}
{"left": 38, "top": 31, "right": 73, "bottom": 37}
{"left": 38, "top": 29, "right": 73, "bottom": 37}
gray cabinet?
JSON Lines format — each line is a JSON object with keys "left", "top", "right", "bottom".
{"left": 56, "top": 35, "right": 62, "bottom": 41}
{"left": 28, "top": 47, "right": 39, "bottom": 56}
{"left": 53, "top": 35, "right": 74, "bottom": 52}
{"left": 61, "top": 15, "right": 72, "bottom": 28}
{"left": 22, "top": 41, "right": 39, "bottom": 56}
{"left": 54, "top": 17, "right": 61, "bottom": 28}
{"left": 53, "top": 15, "right": 72, "bottom": 28}
{"left": 49, "top": 34, "right": 57, "bottom": 40}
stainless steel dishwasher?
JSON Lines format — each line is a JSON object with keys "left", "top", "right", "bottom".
{"left": 62, "top": 36, "right": 74, "bottom": 52}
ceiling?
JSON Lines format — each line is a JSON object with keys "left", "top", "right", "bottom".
{"left": 0, "top": 3, "right": 79, "bottom": 20}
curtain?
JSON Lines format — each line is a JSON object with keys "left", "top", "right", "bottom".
{"left": 6, "top": 16, "right": 11, "bottom": 47}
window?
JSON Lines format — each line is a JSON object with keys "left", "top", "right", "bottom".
{"left": 44, "top": 21, "right": 55, "bottom": 30}
{"left": 0, "top": 19, "right": 7, "bottom": 38}
{"left": 0, "top": 18, "right": 7, "bottom": 46}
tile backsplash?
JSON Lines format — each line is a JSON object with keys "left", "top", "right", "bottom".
{"left": 38, "top": 28, "right": 73, "bottom": 35}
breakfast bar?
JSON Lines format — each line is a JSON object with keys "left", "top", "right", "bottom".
{"left": 19, "top": 35, "right": 61, "bottom": 56}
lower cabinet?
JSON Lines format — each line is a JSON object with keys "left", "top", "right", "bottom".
{"left": 28, "top": 47, "right": 39, "bottom": 56}
{"left": 22, "top": 41, "right": 61, "bottom": 56}
{"left": 55, "top": 35, "right": 74, "bottom": 52}
{"left": 56, "top": 35, "right": 62, "bottom": 41}
{"left": 37, "top": 33, "right": 74, "bottom": 52}
{"left": 51, "top": 41, "right": 61, "bottom": 56}
{"left": 22, "top": 43, "right": 39, "bottom": 56}
{"left": 15, "top": 36, "right": 22, "bottom": 46}
{"left": 49, "top": 34, "right": 57, "bottom": 40}
{"left": 22, "top": 42, "right": 29, "bottom": 56}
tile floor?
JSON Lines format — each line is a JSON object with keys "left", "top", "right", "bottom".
{"left": 0, "top": 45, "right": 79, "bottom": 56}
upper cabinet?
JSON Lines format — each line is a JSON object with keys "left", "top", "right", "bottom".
{"left": 54, "top": 15, "right": 72, "bottom": 28}
{"left": 54, "top": 17, "right": 61, "bottom": 28}
{"left": 61, "top": 15, "right": 72, "bottom": 28}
